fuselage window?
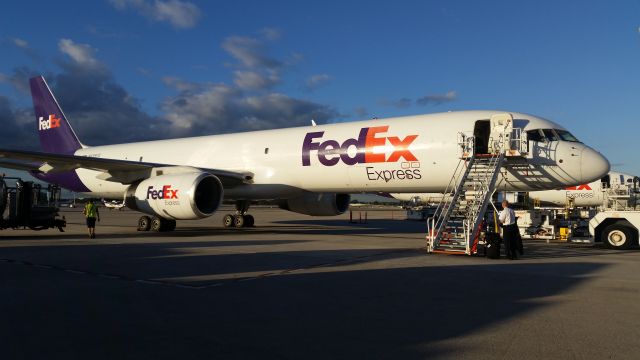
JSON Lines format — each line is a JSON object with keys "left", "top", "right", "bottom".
{"left": 542, "top": 129, "right": 559, "bottom": 141}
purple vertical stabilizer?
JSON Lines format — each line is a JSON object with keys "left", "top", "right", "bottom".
{"left": 29, "top": 76, "right": 89, "bottom": 192}
{"left": 30, "top": 76, "right": 83, "bottom": 155}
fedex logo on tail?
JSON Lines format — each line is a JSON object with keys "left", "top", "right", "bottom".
{"left": 38, "top": 114, "right": 61, "bottom": 131}
{"left": 302, "top": 126, "right": 418, "bottom": 166}
{"left": 147, "top": 185, "right": 179, "bottom": 200}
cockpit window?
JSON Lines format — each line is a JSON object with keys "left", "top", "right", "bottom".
{"left": 527, "top": 129, "right": 581, "bottom": 143}
{"left": 542, "top": 129, "right": 559, "bottom": 141}
{"left": 527, "top": 129, "right": 544, "bottom": 142}
{"left": 555, "top": 129, "right": 580, "bottom": 142}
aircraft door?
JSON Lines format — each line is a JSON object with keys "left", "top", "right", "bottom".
{"left": 473, "top": 120, "right": 490, "bottom": 155}
{"left": 488, "top": 113, "right": 513, "bottom": 154}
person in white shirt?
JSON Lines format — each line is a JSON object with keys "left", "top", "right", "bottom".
{"left": 499, "top": 200, "right": 518, "bottom": 259}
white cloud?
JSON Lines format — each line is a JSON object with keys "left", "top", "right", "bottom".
{"left": 222, "top": 36, "right": 282, "bottom": 70}
{"left": 354, "top": 106, "right": 368, "bottom": 117}
{"left": 162, "top": 83, "right": 337, "bottom": 135}
{"left": 233, "top": 70, "right": 279, "bottom": 90}
{"left": 0, "top": 67, "right": 38, "bottom": 94}
{"left": 11, "top": 38, "right": 29, "bottom": 49}
{"left": 153, "top": 0, "right": 201, "bottom": 28}
{"left": 304, "top": 74, "right": 332, "bottom": 91}
{"left": 161, "top": 76, "right": 201, "bottom": 91}
{"left": 379, "top": 97, "right": 412, "bottom": 109}
{"left": 260, "top": 27, "right": 281, "bottom": 41}
{"left": 416, "top": 91, "right": 457, "bottom": 106}
{"left": 7, "top": 37, "right": 42, "bottom": 62}
{"left": 109, "top": 0, "right": 201, "bottom": 29}
{"left": 137, "top": 67, "right": 152, "bottom": 76}
{"left": 159, "top": 29, "right": 338, "bottom": 133}
{"left": 220, "top": 32, "right": 287, "bottom": 91}
{"left": 58, "top": 39, "right": 100, "bottom": 68}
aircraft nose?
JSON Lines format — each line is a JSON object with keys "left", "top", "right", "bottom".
{"left": 581, "top": 147, "right": 610, "bottom": 183}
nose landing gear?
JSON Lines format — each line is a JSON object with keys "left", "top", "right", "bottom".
{"left": 223, "top": 200, "right": 255, "bottom": 228}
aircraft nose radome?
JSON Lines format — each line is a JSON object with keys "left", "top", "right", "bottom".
{"left": 581, "top": 147, "right": 610, "bottom": 183}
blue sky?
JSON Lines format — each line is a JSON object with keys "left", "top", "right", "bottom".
{"left": 1, "top": 0, "right": 639, "bottom": 176}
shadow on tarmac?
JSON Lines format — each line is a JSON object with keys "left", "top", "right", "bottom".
{"left": 0, "top": 253, "right": 609, "bottom": 360}
{"left": 0, "top": 218, "right": 426, "bottom": 241}
{"left": 0, "top": 214, "right": 632, "bottom": 358}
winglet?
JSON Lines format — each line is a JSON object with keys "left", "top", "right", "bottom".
{"left": 30, "top": 76, "right": 84, "bottom": 155}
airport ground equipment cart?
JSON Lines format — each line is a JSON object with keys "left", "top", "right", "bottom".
{"left": 589, "top": 211, "right": 640, "bottom": 249}
{"left": 588, "top": 182, "right": 639, "bottom": 249}
{"left": 0, "top": 176, "right": 66, "bottom": 232}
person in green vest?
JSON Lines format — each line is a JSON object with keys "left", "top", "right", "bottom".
{"left": 82, "top": 199, "right": 100, "bottom": 239}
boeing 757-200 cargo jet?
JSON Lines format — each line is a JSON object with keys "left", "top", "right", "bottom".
{"left": 0, "top": 76, "right": 609, "bottom": 231}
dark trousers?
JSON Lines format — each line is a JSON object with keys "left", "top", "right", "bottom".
{"left": 503, "top": 224, "right": 519, "bottom": 259}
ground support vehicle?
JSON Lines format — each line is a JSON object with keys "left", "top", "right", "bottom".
{"left": 0, "top": 176, "right": 66, "bottom": 232}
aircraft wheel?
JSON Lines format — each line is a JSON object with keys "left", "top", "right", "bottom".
{"left": 223, "top": 214, "right": 234, "bottom": 228}
{"left": 138, "top": 216, "right": 151, "bottom": 231}
{"left": 244, "top": 214, "right": 255, "bottom": 227}
{"left": 602, "top": 224, "right": 634, "bottom": 249}
{"left": 150, "top": 217, "right": 164, "bottom": 232}
{"left": 233, "top": 214, "right": 245, "bottom": 228}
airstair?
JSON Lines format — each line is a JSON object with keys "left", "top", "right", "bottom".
{"left": 426, "top": 113, "right": 527, "bottom": 254}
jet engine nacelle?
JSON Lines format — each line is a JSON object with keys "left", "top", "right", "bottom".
{"left": 125, "top": 172, "right": 223, "bottom": 220}
{"left": 279, "top": 192, "right": 351, "bottom": 216}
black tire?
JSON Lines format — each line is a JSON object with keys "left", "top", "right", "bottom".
{"left": 138, "top": 216, "right": 151, "bottom": 231}
{"left": 244, "top": 214, "right": 254, "bottom": 227}
{"left": 150, "top": 217, "right": 164, "bottom": 232}
{"left": 223, "top": 214, "right": 234, "bottom": 228}
{"left": 165, "top": 220, "right": 176, "bottom": 231}
{"left": 602, "top": 224, "right": 634, "bottom": 249}
{"left": 233, "top": 214, "right": 245, "bottom": 228}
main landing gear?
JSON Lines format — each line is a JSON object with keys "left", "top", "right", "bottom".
{"left": 222, "top": 200, "right": 255, "bottom": 228}
{"left": 137, "top": 215, "right": 176, "bottom": 232}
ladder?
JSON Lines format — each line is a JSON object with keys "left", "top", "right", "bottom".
{"left": 427, "top": 152, "right": 504, "bottom": 254}
{"left": 427, "top": 113, "right": 522, "bottom": 255}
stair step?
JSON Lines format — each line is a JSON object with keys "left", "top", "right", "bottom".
{"left": 439, "top": 238, "right": 466, "bottom": 244}
{"left": 434, "top": 245, "right": 467, "bottom": 251}
{"left": 436, "top": 245, "right": 467, "bottom": 251}
{"left": 431, "top": 249, "right": 468, "bottom": 255}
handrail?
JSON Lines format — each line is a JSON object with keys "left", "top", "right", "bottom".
{"left": 427, "top": 126, "right": 523, "bottom": 254}
{"left": 427, "top": 133, "right": 476, "bottom": 251}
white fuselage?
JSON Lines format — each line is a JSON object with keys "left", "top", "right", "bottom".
{"left": 72, "top": 111, "right": 609, "bottom": 200}
{"left": 529, "top": 171, "right": 638, "bottom": 207}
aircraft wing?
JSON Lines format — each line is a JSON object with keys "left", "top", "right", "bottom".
{"left": 0, "top": 158, "right": 42, "bottom": 172}
{"left": 0, "top": 148, "right": 251, "bottom": 187}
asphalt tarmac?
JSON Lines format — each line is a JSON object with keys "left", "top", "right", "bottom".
{"left": 1, "top": 206, "right": 639, "bottom": 359}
